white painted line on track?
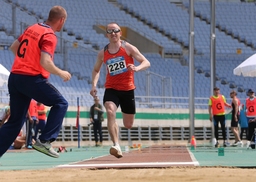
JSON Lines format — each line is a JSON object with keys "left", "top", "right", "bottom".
{"left": 57, "top": 161, "right": 199, "bottom": 168}
{"left": 187, "top": 147, "right": 200, "bottom": 166}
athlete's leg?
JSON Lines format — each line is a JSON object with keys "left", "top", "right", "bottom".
{"left": 25, "top": 76, "right": 68, "bottom": 142}
{"left": 26, "top": 119, "right": 34, "bottom": 147}
{"left": 240, "top": 128, "right": 248, "bottom": 141}
{"left": 220, "top": 115, "right": 227, "bottom": 141}
{"left": 120, "top": 90, "right": 136, "bottom": 129}
{"left": 98, "top": 122, "right": 103, "bottom": 143}
{"left": 245, "top": 128, "right": 248, "bottom": 140}
{"left": 240, "top": 128, "right": 244, "bottom": 140}
{"left": 104, "top": 101, "right": 119, "bottom": 145}
{"left": 122, "top": 113, "right": 135, "bottom": 129}
{"left": 213, "top": 116, "right": 219, "bottom": 141}
{"left": 231, "top": 127, "right": 238, "bottom": 142}
{"left": 235, "top": 127, "right": 241, "bottom": 142}
{"left": 231, "top": 114, "right": 241, "bottom": 143}
{"left": 105, "top": 101, "right": 123, "bottom": 158}
{"left": 247, "top": 122, "right": 254, "bottom": 141}
{"left": 34, "top": 119, "right": 46, "bottom": 140}
{"left": 93, "top": 122, "right": 98, "bottom": 144}
{"left": 0, "top": 74, "right": 31, "bottom": 156}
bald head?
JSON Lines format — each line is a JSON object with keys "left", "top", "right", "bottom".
{"left": 45, "top": 6, "right": 67, "bottom": 32}
{"left": 47, "top": 6, "right": 67, "bottom": 23}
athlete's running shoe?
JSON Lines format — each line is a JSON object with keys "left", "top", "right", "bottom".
{"left": 32, "top": 139, "right": 59, "bottom": 158}
{"left": 110, "top": 145, "right": 123, "bottom": 158}
{"left": 233, "top": 141, "right": 243, "bottom": 147}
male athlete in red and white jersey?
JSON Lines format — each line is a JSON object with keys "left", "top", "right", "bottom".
{"left": 90, "top": 22, "right": 150, "bottom": 158}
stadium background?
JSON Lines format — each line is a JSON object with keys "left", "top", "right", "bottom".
{"left": 0, "top": 0, "right": 255, "bottom": 144}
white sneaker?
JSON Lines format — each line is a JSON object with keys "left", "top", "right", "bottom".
{"left": 238, "top": 141, "right": 243, "bottom": 147}
{"left": 232, "top": 141, "right": 243, "bottom": 147}
{"left": 110, "top": 145, "right": 123, "bottom": 158}
{"left": 246, "top": 141, "right": 250, "bottom": 149}
{"left": 32, "top": 139, "right": 59, "bottom": 158}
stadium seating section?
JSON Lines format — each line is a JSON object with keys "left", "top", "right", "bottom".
{"left": 0, "top": 0, "right": 255, "bottom": 108}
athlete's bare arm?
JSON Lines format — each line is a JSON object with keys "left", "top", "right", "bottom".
{"left": 208, "top": 105, "right": 213, "bottom": 122}
{"left": 223, "top": 96, "right": 231, "bottom": 108}
{"left": 9, "top": 40, "right": 20, "bottom": 55}
{"left": 90, "top": 50, "right": 104, "bottom": 97}
{"left": 40, "top": 52, "right": 71, "bottom": 82}
{"left": 125, "top": 43, "right": 150, "bottom": 72}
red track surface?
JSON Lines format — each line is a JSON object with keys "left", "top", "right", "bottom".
{"left": 58, "top": 145, "right": 198, "bottom": 169}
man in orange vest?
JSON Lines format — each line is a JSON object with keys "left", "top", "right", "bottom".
{"left": 245, "top": 89, "right": 256, "bottom": 148}
{"left": 208, "top": 87, "right": 231, "bottom": 148}
{"left": 0, "top": 6, "right": 71, "bottom": 158}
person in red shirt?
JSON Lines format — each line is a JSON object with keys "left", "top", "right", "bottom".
{"left": 0, "top": 6, "right": 71, "bottom": 158}
{"left": 26, "top": 99, "right": 38, "bottom": 149}
{"left": 13, "top": 130, "right": 26, "bottom": 149}
{"left": 90, "top": 22, "right": 150, "bottom": 158}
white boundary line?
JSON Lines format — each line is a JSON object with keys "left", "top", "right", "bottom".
{"left": 187, "top": 146, "right": 200, "bottom": 166}
{"left": 57, "top": 161, "right": 199, "bottom": 168}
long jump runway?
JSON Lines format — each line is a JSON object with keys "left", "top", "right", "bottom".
{"left": 57, "top": 145, "right": 199, "bottom": 169}
{"left": 2, "top": 144, "right": 256, "bottom": 170}
{"left": 0, "top": 145, "right": 199, "bottom": 171}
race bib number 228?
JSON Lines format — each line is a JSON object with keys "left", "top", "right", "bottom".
{"left": 106, "top": 56, "right": 127, "bottom": 76}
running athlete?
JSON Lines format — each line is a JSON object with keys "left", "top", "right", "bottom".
{"left": 229, "top": 90, "right": 242, "bottom": 147}
{"left": 208, "top": 87, "right": 231, "bottom": 148}
{"left": 90, "top": 22, "right": 150, "bottom": 158}
{"left": 0, "top": 6, "right": 71, "bottom": 158}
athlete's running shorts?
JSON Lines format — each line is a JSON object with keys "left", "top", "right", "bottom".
{"left": 103, "top": 88, "right": 136, "bottom": 114}
{"left": 231, "top": 114, "right": 239, "bottom": 127}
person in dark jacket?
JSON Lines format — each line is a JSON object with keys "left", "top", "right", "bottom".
{"left": 90, "top": 97, "right": 104, "bottom": 146}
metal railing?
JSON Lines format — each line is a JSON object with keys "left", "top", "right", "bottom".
{"left": 0, "top": 86, "right": 238, "bottom": 109}
{"left": 57, "top": 125, "right": 236, "bottom": 142}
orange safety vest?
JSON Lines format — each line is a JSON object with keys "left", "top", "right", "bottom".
{"left": 246, "top": 98, "right": 256, "bottom": 117}
{"left": 210, "top": 95, "right": 225, "bottom": 115}
{"left": 104, "top": 41, "right": 135, "bottom": 91}
{"left": 11, "top": 23, "right": 56, "bottom": 79}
